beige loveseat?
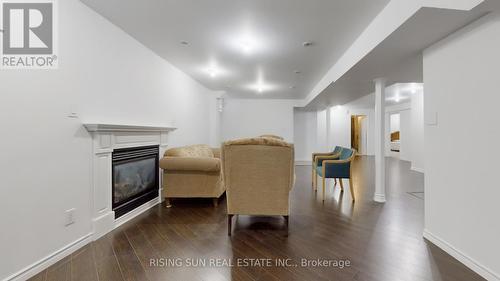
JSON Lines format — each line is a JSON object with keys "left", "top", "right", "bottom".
{"left": 222, "top": 137, "right": 294, "bottom": 235}
{"left": 159, "top": 144, "right": 225, "bottom": 207}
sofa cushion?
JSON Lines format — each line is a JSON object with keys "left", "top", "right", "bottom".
{"left": 164, "top": 144, "right": 214, "bottom": 158}
{"left": 259, "top": 134, "right": 284, "bottom": 140}
{"left": 224, "top": 137, "right": 292, "bottom": 147}
{"left": 160, "top": 157, "right": 220, "bottom": 172}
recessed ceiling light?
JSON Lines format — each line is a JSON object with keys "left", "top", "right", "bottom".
{"left": 302, "top": 41, "right": 313, "bottom": 47}
{"left": 228, "top": 31, "right": 267, "bottom": 55}
{"left": 240, "top": 41, "right": 253, "bottom": 54}
{"left": 394, "top": 94, "right": 401, "bottom": 103}
{"left": 246, "top": 82, "right": 277, "bottom": 94}
{"left": 206, "top": 66, "right": 220, "bottom": 78}
{"left": 180, "top": 41, "right": 189, "bottom": 45}
{"left": 199, "top": 62, "right": 228, "bottom": 79}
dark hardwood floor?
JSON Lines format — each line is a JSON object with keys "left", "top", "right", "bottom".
{"left": 30, "top": 156, "right": 484, "bottom": 281}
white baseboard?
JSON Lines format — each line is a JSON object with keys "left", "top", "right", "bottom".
{"left": 411, "top": 166, "right": 425, "bottom": 173}
{"left": 4, "top": 233, "right": 93, "bottom": 281}
{"left": 295, "top": 160, "right": 311, "bottom": 166}
{"left": 5, "top": 197, "right": 161, "bottom": 281}
{"left": 373, "top": 193, "right": 386, "bottom": 203}
{"left": 92, "top": 211, "right": 115, "bottom": 241}
{"left": 423, "top": 229, "right": 500, "bottom": 281}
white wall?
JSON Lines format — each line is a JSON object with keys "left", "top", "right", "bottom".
{"left": 221, "top": 99, "right": 295, "bottom": 142}
{"left": 423, "top": 12, "right": 500, "bottom": 280}
{"left": 329, "top": 106, "right": 351, "bottom": 148}
{"left": 304, "top": 105, "right": 375, "bottom": 159}
{"left": 326, "top": 103, "right": 375, "bottom": 156}
{"left": 410, "top": 91, "right": 425, "bottom": 172}
{"left": 208, "top": 95, "right": 226, "bottom": 147}
{"left": 390, "top": 113, "right": 400, "bottom": 132}
{"left": 313, "top": 94, "right": 422, "bottom": 162}
{"left": 316, "top": 109, "right": 329, "bottom": 152}
{"left": 351, "top": 108, "right": 375, "bottom": 156}
{"left": 399, "top": 109, "right": 411, "bottom": 161}
{"left": 0, "top": 0, "right": 217, "bottom": 279}
{"left": 294, "top": 109, "right": 317, "bottom": 163}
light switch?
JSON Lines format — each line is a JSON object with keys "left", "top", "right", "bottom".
{"left": 65, "top": 208, "right": 76, "bottom": 226}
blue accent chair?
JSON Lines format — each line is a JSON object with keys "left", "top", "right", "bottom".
{"left": 316, "top": 147, "right": 356, "bottom": 202}
{"left": 311, "top": 146, "right": 342, "bottom": 190}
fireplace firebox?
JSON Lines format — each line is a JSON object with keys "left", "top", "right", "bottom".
{"left": 112, "top": 145, "right": 159, "bottom": 218}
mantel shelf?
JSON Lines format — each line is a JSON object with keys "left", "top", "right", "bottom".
{"left": 83, "top": 123, "right": 177, "bottom": 133}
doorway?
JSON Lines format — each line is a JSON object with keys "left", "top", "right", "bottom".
{"left": 351, "top": 115, "right": 367, "bottom": 155}
{"left": 389, "top": 113, "right": 401, "bottom": 158}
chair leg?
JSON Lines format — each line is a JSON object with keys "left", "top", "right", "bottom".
{"left": 339, "top": 179, "right": 344, "bottom": 191}
{"left": 322, "top": 177, "right": 326, "bottom": 202}
{"left": 228, "top": 214, "right": 233, "bottom": 236}
{"left": 349, "top": 178, "right": 355, "bottom": 202}
{"left": 284, "top": 215, "right": 289, "bottom": 237}
{"left": 334, "top": 178, "right": 338, "bottom": 186}
{"left": 314, "top": 170, "right": 318, "bottom": 191}
{"left": 212, "top": 198, "right": 218, "bottom": 207}
{"left": 165, "top": 198, "right": 172, "bottom": 208}
{"left": 311, "top": 166, "right": 315, "bottom": 189}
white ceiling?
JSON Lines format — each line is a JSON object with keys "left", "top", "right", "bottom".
{"left": 344, "top": 83, "right": 423, "bottom": 109}
{"left": 80, "top": 0, "right": 390, "bottom": 99}
{"left": 305, "top": 0, "right": 500, "bottom": 110}
{"left": 385, "top": 83, "right": 422, "bottom": 106}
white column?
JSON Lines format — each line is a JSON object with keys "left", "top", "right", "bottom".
{"left": 374, "top": 78, "right": 386, "bottom": 203}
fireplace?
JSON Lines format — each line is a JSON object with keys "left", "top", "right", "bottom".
{"left": 112, "top": 145, "right": 159, "bottom": 218}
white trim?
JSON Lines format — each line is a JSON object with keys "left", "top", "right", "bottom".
{"left": 4, "top": 233, "right": 93, "bottom": 281}
{"left": 84, "top": 123, "right": 176, "bottom": 133}
{"left": 385, "top": 102, "right": 411, "bottom": 114}
{"left": 115, "top": 196, "right": 160, "bottom": 228}
{"left": 92, "top": 211, "right": 115, "bottom": 241}
{"left": 411, "top": 166, "right": 424, "bottom": 173}
{"left": 295, "top": 160, "right": 312, "bottom": 166}
{"left": 423, "top": 229, "right": 500, "bottom": 281}
{"left": 373, "top": 193, "right": 386, "bottom": 203}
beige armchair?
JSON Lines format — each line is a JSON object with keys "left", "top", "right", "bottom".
{"left": 159, "top": 144, "right": 225, "bottom": 207}
{"left": 222, "top": 137, "right": 294, "bottom": 235}
{"left": 259, "top": 134, "right": 285, "bottom": 140}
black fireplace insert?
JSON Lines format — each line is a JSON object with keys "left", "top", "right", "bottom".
{"left": 112, "top": 145, "right": 159, "bottom": 218}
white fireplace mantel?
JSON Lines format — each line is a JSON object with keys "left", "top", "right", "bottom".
{"left": 84, "top": 123, "right": 176, "bottom": 133}
{"left": 83, "top": 123, "right": 176, "bottom": 240}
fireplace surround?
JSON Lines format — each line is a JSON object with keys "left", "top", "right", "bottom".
{"left": 84, "top": 123, "right": 176, "bottom": 239}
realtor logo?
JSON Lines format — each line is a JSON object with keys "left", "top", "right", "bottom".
{"left": 1, "top": 0, "right": 58, "bottom": 69}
